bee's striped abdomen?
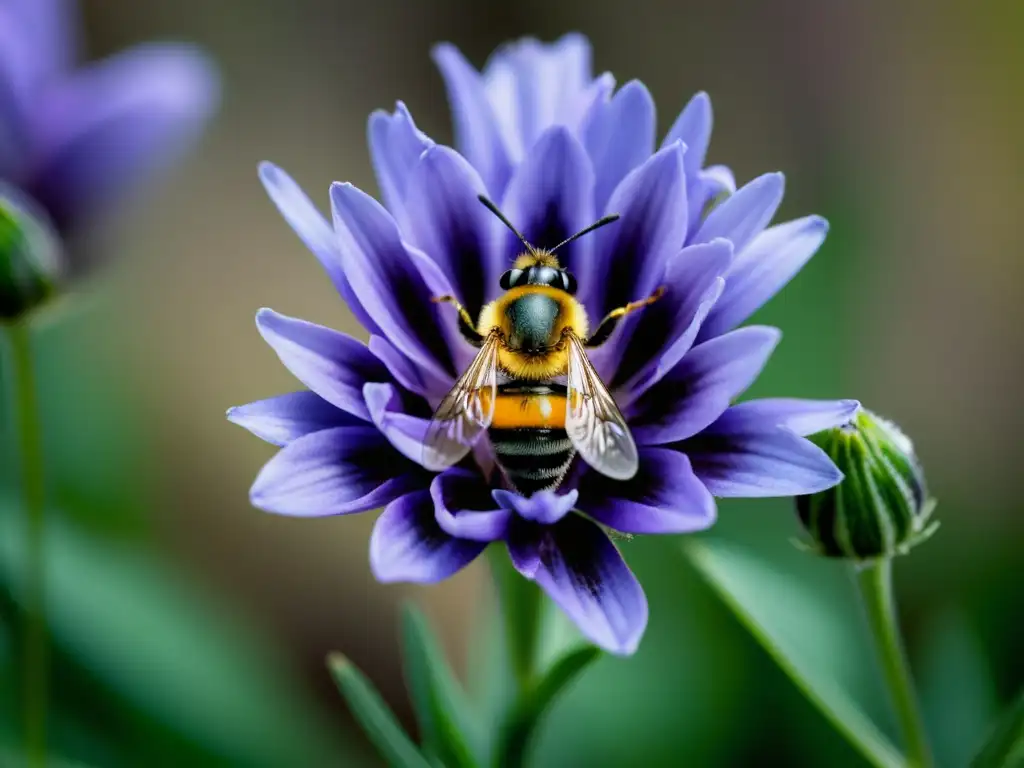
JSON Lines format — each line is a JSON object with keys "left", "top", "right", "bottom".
{"left": 488, "top": 384, "right": 574, "bottom": 496}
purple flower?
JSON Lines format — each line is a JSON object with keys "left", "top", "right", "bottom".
{"left": 230, "top": 34, "right": 855, "bottom": 656}
{"left": 0, "top": 0, "right": 218, "bottom": 234}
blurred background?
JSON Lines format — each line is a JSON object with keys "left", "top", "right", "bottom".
{"left": 1, "top": 0, "right": 1022, "bottom": 765}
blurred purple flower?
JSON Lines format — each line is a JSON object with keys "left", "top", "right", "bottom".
{"left": 230, "top": 34, "right": 853, "bottom": 655}
{"left": 0, "top": 0, "right": 218, "bottom": 234}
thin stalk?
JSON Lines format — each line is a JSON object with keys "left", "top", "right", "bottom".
{"left": 486, "top": 545, "right": 542, "bottom": 692}
{"left": 7, "top": 321, "right": 48, "bottom": 767}
{"left": 855, "top": 559, "right": 932, "bottom": 768}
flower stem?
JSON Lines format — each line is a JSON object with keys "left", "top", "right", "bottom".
{"left": 6, "top": 321, "right": 48, "bottom": 767}
{"left": 486, "top": 545, "right": 542, "bottom": 692}
{"left": 855, "top": 559, "right": 932, "bottom": 768}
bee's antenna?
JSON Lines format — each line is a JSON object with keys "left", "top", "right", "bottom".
{"left": 549, "top": 214, "right": 621, "bottom": 254}
{"left": 477, "top": 195, "right": 534, "bottom": 253}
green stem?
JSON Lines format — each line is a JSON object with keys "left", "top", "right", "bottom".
{"left": 855, "top": 560, "right": 932, "bottom": 768}
{"left": 7, "top": 322, "right": 48, "bottom": 767}
{"left": 486, "top": 545, "right": 542, "bottom": 693}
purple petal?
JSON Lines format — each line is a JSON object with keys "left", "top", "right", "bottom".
{"left": 611, "top": 238, "right": 733, "bottom": 391}
{"left": 431, "top": 469, "right": 512, "bottom": 542}
{"left": 712, "top": 398, "right": 861, "bottom": 437}
{"left": 227, "top": 391, "right": 363, "bottom": 446}
{"left": 363, "top": 382, "right": 432, "bottom": 465}
{"left": 692, "top": 172, "right": 784, "bottom": 255}
{"left": 663, "top": 91, "right": 711, "bottom": 178}
{"left": 688, "top": 164, "right": 736, "bottom": 234}
{"left": 678, "top": 409, "right": 843, "bottom": 497}
{"left": 492, "top": 488, "right": 578, "bottom": 524}
{"left": 630, "top": 326, "right": 781, "bottom": 445}
{"left": 583, "top": 80, "right": 657, "bottom": 214}
{"left": 367, "top": 101, "right": 433, "bottom": 218}
{"left": 508, "top": 515, "right": 648, "bottom": 656}
{"left": 578, "top": 448, "right": 716, "bottom": 534}
{"left": 28, "top": 43, "right": 218, "bottom": 228}
{"left": 584, "top": 142, "right": 686, "bottom": 332}
{"left": 256, "top": 309, "right": 387, "bottom": 420}
{"left": 250, "top": 427, "right": 424, "bottom": 516}
{"left": 370, "top": 490, "right": 486, "bottom": 583}
{"left": 399, "top": 145, "right": 497, "bottom": 318}
{"left": 368, "top": 335, "right": 431, "bottom": 400}
{"left": 497, "top": 126, "right": 595, "bottom": 278}
{"left": 329, "top": 182, "right": 456, "bottom": 388}
{"left": 258, "top": 163, "right": 380, "bottom": 335}
{"left": 432, "top": 43, "right": 512, "bottom": 195}
{"left": 6, "top": 0, "right": 77, "bottom": 81}
{"left": 699, "top": 215, "right": 829, "bottom": 341}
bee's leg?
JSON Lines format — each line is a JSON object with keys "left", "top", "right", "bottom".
{"left": 431, "top": 295, "right": 486, "bottom": 347}
{"left": 585, "top": 286, "right": 665, "bottom": 348}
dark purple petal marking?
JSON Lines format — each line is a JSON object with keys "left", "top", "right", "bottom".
{"left": 370, "top": 489, "right": 486, "bottom": 583}
{"left": 678, "top": 408, "right": 843, "bottom": 497}
{"left": 709, "top": 397, "right": 860, "bottom": 437}
{"left": 699, "top": 214, "right": 829, "bottom": 341}
{"left": 583, "top": 80, "right": 657, "bottom": 214}
{"left": 250, "top": 427, "right": 425, "bottom": 516}
{"left": 227, "top": 391, "right": 363, "bottom": 446}
{"left": 497, "top": 126, "right": 596, "bottom": 281}
{"left": 27, "top": 43, "right": 218, "bottom": 229}
{"left": 400, "top": 145, "right": 496, "bottom": 318}
{"left": 431, "top": 469, "right": 512, "bottom": 542}
{"left": 363, "top": 382, "right": 433, "bottom": 465}
{"left": 330, "top": 182, "right": 456, "bottom": 388}
{"left": 492, "top": 488, "right": 579, "bottom": 525}
{"left": 662, "top": 91, "right": 711, "bottom": 178}
{"left": 507, "top": 515, "right": 648, "bottom": 655}
{"left": 630, "top": 326, "right": 781, "bottom": 445}
{"left": 367, "top": 101, "right": 433, "bottom": 218}
{"left": 578, "top": 448, "right": 716, "bottom": 534}
{"left": 692, "top": 172, "right": 784, "bottom": 255}
{"left": 256, "top": 308, "right": 388, "bottom": 420}
{"left": 432, "top": 43, "right": 512, "bottom": 195}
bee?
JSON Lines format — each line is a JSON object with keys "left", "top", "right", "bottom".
{"left": 423, "top": 195, "right": 664, "bottom": 496}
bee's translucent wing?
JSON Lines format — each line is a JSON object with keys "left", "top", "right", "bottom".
{"left": 422, "top": 332, "right": 500, "bottom": 471}
{"left": 565, "top": 332, "right": 639, "bottom": 480}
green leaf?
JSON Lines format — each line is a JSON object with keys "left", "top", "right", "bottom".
{"left": 400, "top": 603, "right": 481, "bottom": 768}
{"left": 971, "top": 691, "right": 1024, "bottom": 768}
{"left": 682, "top": 537, "right": 904, "bottom": 768}
{"left": 327, "top": 652, "right": 432, "bottom": 768}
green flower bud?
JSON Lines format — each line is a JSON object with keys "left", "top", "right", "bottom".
{"left": 796, "top": 407, "right": 938, "bottom": 561}
{"left": 0, "top": 188, "right": 62, "bottom": 321}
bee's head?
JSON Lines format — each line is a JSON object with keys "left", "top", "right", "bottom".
{"left": 500, "top": 253, "right": 577, "bottom": 294}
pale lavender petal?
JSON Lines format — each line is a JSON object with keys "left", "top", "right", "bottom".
{"left": 399, "top": 145, "right": 497, "bottom": 317}
{"left": 611, "top": 238, "right": 732, "bottom": 391}
{"left": 367, "top": 101, "right": 433, "bottom": 218}
{"left": 492, "top": 488, "right": 578, "bottom": 524}
{"left": 699, "top": 215, "right": 829, "bottom": 341}
{"left": 578, "top": 448, "right": 716, "bottom": 534}
{"left": 692, "top": 172, "right": 784, "bottom": 254}
{"left": 7, "top": 0, "right": 77, "bottom": 80}
{"left": 679, "top": 410, "right": 843, "bottom": 497}
{"left": 250, "top": 427, "right": 424, "bottom": 516}
{"left": 370, "top": 490, "right": 486, "bottom": 583}
{"left": 431, "top": 469, "right": 511, "bottom": 542}
{"left": 28, "top": 43, "right": 218, "bottom": 228}
{"left": 630, "top": 326, "right": 781, "bottom": 445}
{"left": 227, "top": 391, "right": 363, "bottom": 446}
{"left": 497, "top": 126, "right": 595, "bottom": 279}
{"left": 432, "top": 43, "right": 512, "bottom": 195}
{"left": 584, "top": 80, "right": 657, "bottom": 214}
{"left": 662, "top": 91, "right": 711, "bottom": 178}
{"left": 508, "top": 515, "right": 648, "bottom": 656}
{"left": 256, "top": 309, "right": 387, "bottom": 420}
{"left": 258, "top": 163, "right": 380, "bottom": 335}
{"left": 712, "top": 398, "right": 861, "bottom": 437}
{"left": 688, "top": 164, "right": 736, "bottom": 233}
{"left": 363, "top": 382, "right": 432, "bottom": 465}
{"left": 330, "top": 182, "right": 456, "bottom": 388}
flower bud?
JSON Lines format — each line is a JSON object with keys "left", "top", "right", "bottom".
{"left": 796, "top": 407, "right": 938, "bottom": 561}
{"left": 0, "top": 188, "right": 62, "bottom": 321}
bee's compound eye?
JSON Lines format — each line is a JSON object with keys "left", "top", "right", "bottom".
{"left": 563, "top": 272, "right": 577, "bottom": 294}
{"left": 500, "top": 269, "right": 522, "bottom": 290}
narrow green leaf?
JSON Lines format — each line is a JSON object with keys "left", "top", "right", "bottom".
{"left": 682, "top": 537, "right": 904, "bottom": 768}
{"left": 327, "top": 652, "right": 432, "bottom": 768}
{"left": 400, "top": 603, "right": 480, "bottom": 768}
{"left": 971, "top": 691, "right": 1024, "bottom": 768}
